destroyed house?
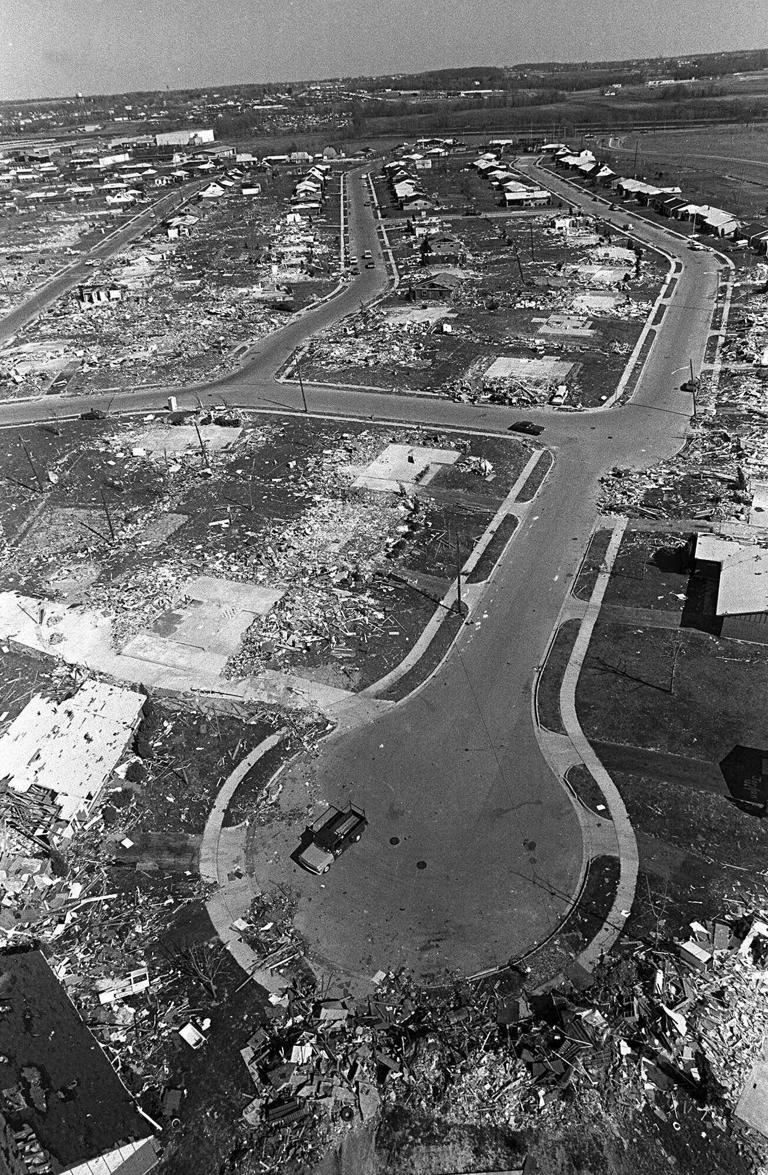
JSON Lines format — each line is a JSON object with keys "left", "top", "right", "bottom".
{"left": 0, "top": 679, "right": 144, "bottom": 842}
{"left": 0, "top": 952, "right": 159, "bottom": 1175}
{"left": 76, "top": 284, "right": 123, "bottom": 307}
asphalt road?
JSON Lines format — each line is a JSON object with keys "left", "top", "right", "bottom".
{"left": 0, "top": 180, "right": 208, "bottom": 347}
{"left": 245, "top": 163, "right": 721, "bottom": 987}
{"left": 0, "top": 159, "right": 723, "bottom": 985}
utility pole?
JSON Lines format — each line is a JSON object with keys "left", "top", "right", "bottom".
{"left": 100, "top": 489, "right": 115, "bottom": 540}
{"left": 455, "top": 532, "right": 464, "bottom": 620}
{"left": 689, "top": 357, "right": 698, "bottom": 417}
{"left": 193, "top": 420, "right": 210, "bottom": 467}
{"left": 296, "top": 357, "right": 308, "bottom": 413}
{"left": 19, "top": 438, "right": 43, "bottom": 492}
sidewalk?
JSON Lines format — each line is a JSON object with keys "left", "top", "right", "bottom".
{"left": 532, "top": 516, "right": 639, "bottom": 973}
{"left": 200, "top": 731, "right": 291, "bottom": 993}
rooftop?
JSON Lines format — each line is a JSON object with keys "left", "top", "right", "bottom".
{"left": 0, "top": 952, "right": 154, "bottom": 1171}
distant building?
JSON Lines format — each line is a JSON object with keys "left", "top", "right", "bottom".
{"left": 154, "top": 128, "right": 214, "bottom": 147}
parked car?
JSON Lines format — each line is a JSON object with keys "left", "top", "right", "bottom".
{"left": 508, "top": 420, "right": 544, "bottom": 436}
{"left": 80, "top": 408, "right": 107, "bottom": 421}
{"left": 297, "top": 803, "right": 367, "bottom": 875}
{"left": 365, "top": 261, "right": 375, "bottom": 268}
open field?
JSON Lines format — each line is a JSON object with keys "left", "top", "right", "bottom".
{"left": 596, "top": 123, "right": 768, "bottom": 220}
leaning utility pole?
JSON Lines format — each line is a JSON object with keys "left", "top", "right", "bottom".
{"left": 296, "top": 358, "right": 308, "bottom": 413}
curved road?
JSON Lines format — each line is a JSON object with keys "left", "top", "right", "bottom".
{"left": 0, "top": 158, "right": 724, "bottom": 987}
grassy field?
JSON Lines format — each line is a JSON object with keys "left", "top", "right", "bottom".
{"left": 574, "top": 522, "right": 768, "bottom": 940}
{"left": 596, "top": 123, "right": 768, "bottom": 219}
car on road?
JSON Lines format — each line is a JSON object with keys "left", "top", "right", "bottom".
{"left": 297, "top": 803, "right": 367, "bottom": 874}
{"left": 688, "top": 241, "right": 704, "bottom": 251}
{"left": 622, "top": 223, "right": 630, "bottom": 230}
{"left": 80, "top": 408, "right": 107, "bottom": 421}
{"left": 508, "top": 420, "right": 544, "bottom": 436}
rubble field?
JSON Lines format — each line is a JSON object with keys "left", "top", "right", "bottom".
{"left": 0, "top": 643, "right": 318, "bottom": 1175}
{"left": 599, "top": 257, "right": 768, "bottom": 523}
{"left": 0, "top": 411, "right": 530, "bottom": 702}
{"left": 298, "top": 208, "right": 666, "bottom": 408}
{"left": 0, "top": 177, "right": 341, "bottom": 401}
{"left": 2, "top": 643, "right": 768, "bottom": 1174}
{"left": 0, "top": 194, "right": 141, "bottom": 319}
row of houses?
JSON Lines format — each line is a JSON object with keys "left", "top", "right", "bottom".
{"left": 290, "top": 161, "right": 331, "bottom": 213}
{"left": 549, "top": 145, "right": 768, "bottom": 251}
{"left": 472, "top": 152, "right": 552, "bottom": 207}
{"left": 382, "top": 158, "right": 435, "bottom": 214}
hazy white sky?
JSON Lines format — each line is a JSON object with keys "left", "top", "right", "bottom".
{"left": 1, "top": 0, "right": 766, "bottom": 100}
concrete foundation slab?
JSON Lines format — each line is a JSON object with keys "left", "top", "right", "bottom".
{"left": 19, "top": 508, "right": 108, "bottom": 555}
{"left": 572, "top": 291, "right": 627, "bottom": 314}
{"left": 352, "top": 443, "right": 459, "bottom": 493}
{"left": 185, "top": 576, "right": 284, "bottom": 614}
{"left": 121, "top": 631, "right": 229, "bottom": 675}
{"left": 153, "top": 600, "right": 255, "bottom": 656}
{"left": 573, "top": 262, "right": 632, "bottom": 286}
{"left": 138, "top": 512, "right": 188, "bottom": 546}
{"left": 385, "top": 306, "right": 453, "bottom": 326}
{"left": 0, "top": 591, "right": 352, "bottom": 714}
{"left": 483, "top": 356, "right": 574, "bottom": 385}
{"left": 538, "top": 313, "right": 597, "bottom": 338}
{"left": 120, "top": 424, "right": 242, "bottom": 454}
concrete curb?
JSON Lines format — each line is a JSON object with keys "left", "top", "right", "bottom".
{"left": 531, "top": 516, "right": 639, "bottom": 973}
{"left": 200, "top": 729, "right": 291, "bottom": 993}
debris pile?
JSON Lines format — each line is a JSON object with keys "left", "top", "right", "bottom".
{"left": 228, "top": 905, "right": 768, "bottom": 1170}
{"left": 300, "top": 306, "right": 436, "bottom": 379}
{"left": 0, "top": 192, "right": 341, "bottom": 400}
{"left": 598, "top": 413, "right": 759, "bottom": 520}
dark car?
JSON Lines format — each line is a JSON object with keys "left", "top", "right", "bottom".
{"left": 80, "top": 408, "right": 107, "bottom": 421}
{"left": 365, "top": 260, "right": 375, "bottom": 268}
{"left": 508, "top": 420, "right": 544, "bottom": 436}
{"left": 297, "top": 803, "right": 367, "bottom": 874}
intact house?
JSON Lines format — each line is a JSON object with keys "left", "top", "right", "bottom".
{"left": 694, "top": 533, "right": 768, "bottom": 643}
